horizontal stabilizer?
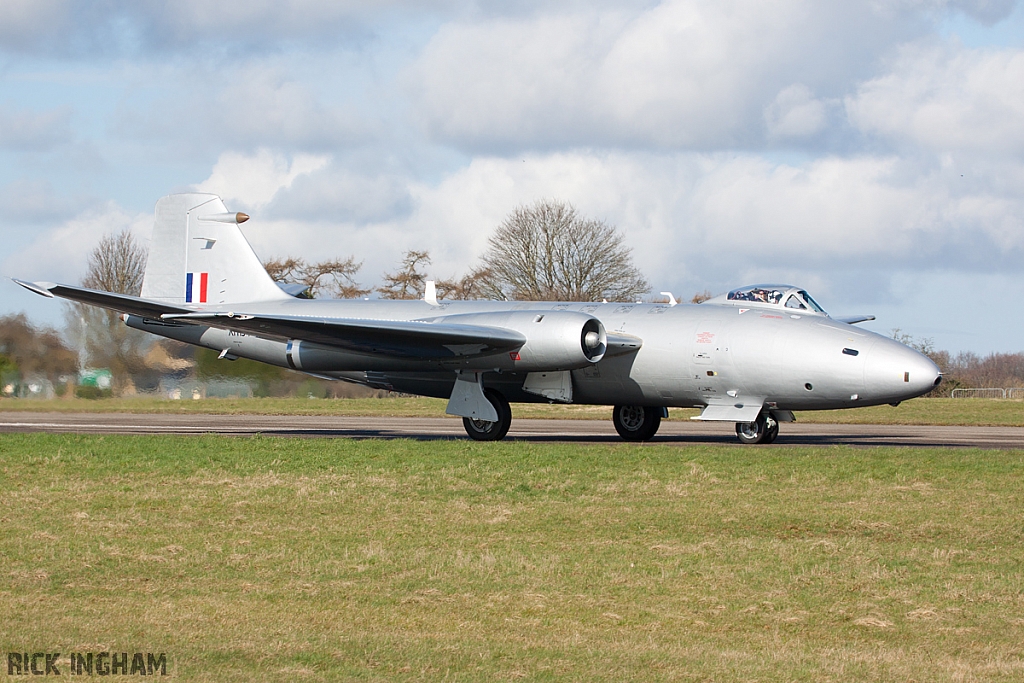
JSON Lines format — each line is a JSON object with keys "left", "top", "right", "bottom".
{"left": 13, "top": 280, "right": 193, "bottom": 319}
{"left": 164, "top": 310, "right": 527, "bottom": 360}
{"left": 691, "top": 401, "right": 765, "bottom": 422}
{"left": 10, "top": 278, "right": 54, "bottom": 298}
{"left": 834, "top": 314, "right": 875, "bottom": 325}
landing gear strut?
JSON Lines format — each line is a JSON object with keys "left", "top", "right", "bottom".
{"left": 612, "top": 405, "right": 662, "bottom": 442}
{"left": 735, "top": 412, "right": 779, "bottom": 445}
{"left": 462, "top": 389, "right": 512, "bottom": 441}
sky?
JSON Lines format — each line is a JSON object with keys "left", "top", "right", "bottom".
{"left": 1, "top": 0, "right": 1022, "bottom": 354}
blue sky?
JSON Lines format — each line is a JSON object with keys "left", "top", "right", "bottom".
{"left": 2, "top": 0, "right": 1022, "bottom": 353}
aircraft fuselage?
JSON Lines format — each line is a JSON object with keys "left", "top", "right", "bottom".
{"left": 127, "top": 295, "right": 938, "bottom": 412}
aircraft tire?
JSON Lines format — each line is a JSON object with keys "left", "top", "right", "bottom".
{"left": 462, "top": 389, "right": 512, "bottom": 441}
{"left": 735, "top": 413, "right": 778, "bottom": 445}
{"left": 612, "top": 405, "right": 662, "bottom": 442}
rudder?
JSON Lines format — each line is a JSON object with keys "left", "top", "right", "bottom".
{"left": 140, "top": 193, "right": 289, "bottom": 305}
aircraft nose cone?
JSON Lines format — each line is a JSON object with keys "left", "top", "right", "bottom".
{"left": 903, "top": 351, "right": 942, "bottom": 396}
{"left": 864, "top": 338, "right": 941, "bottom": 402}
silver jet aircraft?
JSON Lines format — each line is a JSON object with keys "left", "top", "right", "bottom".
{"left": 14, "top": 193, "right": 941, "bottom": 443}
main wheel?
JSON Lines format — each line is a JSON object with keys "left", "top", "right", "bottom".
{"left": 462, "top": 389, "right": 512, "bottom": 441}
{"left": 735, "top": 413, "right": 778, "bottom": 445}
{"left": 612, "top": 405, "right": 662, "bottom": 442}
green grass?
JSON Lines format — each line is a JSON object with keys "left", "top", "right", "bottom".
{"left": 2, "top": 434, "right": 1023, "bottom": 680}
{"left": 3, "top": 395, "right": 1023, "bottom": 426}
{"left": 793, "top": 397, "right": 1024, "bottom": 426}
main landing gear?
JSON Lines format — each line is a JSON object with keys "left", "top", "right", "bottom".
{"left": 461, "top": 396, "right": 667, "bottom": 443}
{"left": 735, "top": 412, "right": 779, "bottom": 445}
{"left": 462, "top": 389, "right": 512, "bottom": 441}
{"left": 612, "top": 405, "right": 663, "bottom": 442}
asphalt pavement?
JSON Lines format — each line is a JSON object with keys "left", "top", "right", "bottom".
{"left": 2, "top": 412, "right": 1023, "bottom": 449}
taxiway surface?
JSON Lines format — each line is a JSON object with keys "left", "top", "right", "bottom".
{"left": 2, "top": 412, "right": 1022, "bottom": 449}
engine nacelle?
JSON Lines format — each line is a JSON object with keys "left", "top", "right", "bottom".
{"left": 434, "top": 310, "right": 606, "bottom": 371}
{"left": 126, "top": 309, "right": 607, "bottom": 374}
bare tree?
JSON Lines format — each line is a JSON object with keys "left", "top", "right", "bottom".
{"left": 475, "top": 200, "right": 649, "bottom": 302}
{"left": 263, "top": 256, "right": 370, "bottom": 299}
{"left": 378, "top": 250, "right": 431, "bottom": 300}
{"left": 262, "top": 257, "right": 306, "bottom": 287}
{"left": 83, "top": 228, "right": 148, "bottom": 295}
{"left": 65, "top": 228, "right": 150, "bottom": 394}
{"left": 435, "top": 266, "right": 494, "bottom": 301}
{"left": 691, "top": 290, "right": 713, "bottom": 304}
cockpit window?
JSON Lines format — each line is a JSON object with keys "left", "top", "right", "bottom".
{"left": 784, "top": 295, "right": 807, "bottom": 310}
{"left": 727, "top": 286, "right": 784, "bottom": 304}
{"left": 798, "top": 290, "right": 827, "bottom": 314}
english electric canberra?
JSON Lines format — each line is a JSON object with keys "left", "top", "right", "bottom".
{"left": 14, "top": 193, "right": 941, "bottom": 443}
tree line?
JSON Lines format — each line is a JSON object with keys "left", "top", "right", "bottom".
{"left": 892, "top": 329, "right": 1024, "bottom": 396}
{"left": 263, "top": 200, "right": 649, "bottom": 302}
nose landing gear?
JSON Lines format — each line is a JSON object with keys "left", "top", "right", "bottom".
{"left": 735, "top": 412, "right": 779, "bottom": 445}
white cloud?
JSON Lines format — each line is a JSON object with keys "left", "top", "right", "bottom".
{"left": 242, "top": 150, "right": 1024, "bottom": 309}
{"left": 0, "top": 104, "right": 73, "bottom": 151}
{"left": 0, "top": 0, "right": 465, "bottom": 55}
{"left": 0, "top": 0, "right": 69, "bottom": 51}
{"left": 847, "top": 42, "right": 1024, "bottom": 156}
{"left": 267, "top": 167, "right": 413, "bottom": 223}
{"left": 195, "top": 149, "right": 330, "bottom": 209}
{"left": 115, "top": 63, "right": 373, "bottom": 153}
{"left": 0, "top": 180, "right": 92, "bottom": 223}
{"left": 407, "top": 0, "right": 933, "bottom": 150}
{"left": 207, "top": 67, "right": 369, "bottom": 149}
{"left": 764, "top": 85, "right": 829, "bottom": 139}
{"left": 943, "top": 0, "right": 1017, "bottom": 24}
{"left": 1, "top": 201, "right": 150, "bottom": 284}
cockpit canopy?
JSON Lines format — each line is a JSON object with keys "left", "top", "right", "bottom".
{"left": 705, "top": 284, "right": 828, "bottom": 316}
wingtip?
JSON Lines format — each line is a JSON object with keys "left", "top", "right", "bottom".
{"left": 11, "top": 278, "right": 56, "bottom": 298}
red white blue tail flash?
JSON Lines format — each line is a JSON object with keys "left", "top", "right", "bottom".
{"left": 185, "top": 272, "right": 208, "bottom": 303}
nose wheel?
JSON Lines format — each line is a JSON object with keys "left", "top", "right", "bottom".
{"left": 462, "top": 389, "right": 512, "bottom": 441}
{"left": 735, "top": 413, "right": 779, "bottom": 445}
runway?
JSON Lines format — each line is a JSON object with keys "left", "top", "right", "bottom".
{"left": 2, "top": 411, "right": 1022, "bottom": 449}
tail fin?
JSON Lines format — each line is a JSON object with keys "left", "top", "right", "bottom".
{"left": 140, "top": 193, "right": 290, "bottom": 305}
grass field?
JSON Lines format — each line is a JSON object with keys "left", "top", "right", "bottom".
{"left": 2, "top": 434, "right": 1023, "bottom": 681}
{"left": 2, "top": 395, "right": 1023, "bottom": 426}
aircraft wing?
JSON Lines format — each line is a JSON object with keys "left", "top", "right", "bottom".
{"left": 15, "top": 279, "right": 526, "bottom": 360}
{"left": 164, "top": 311, "right": 526, "bottom": 359}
